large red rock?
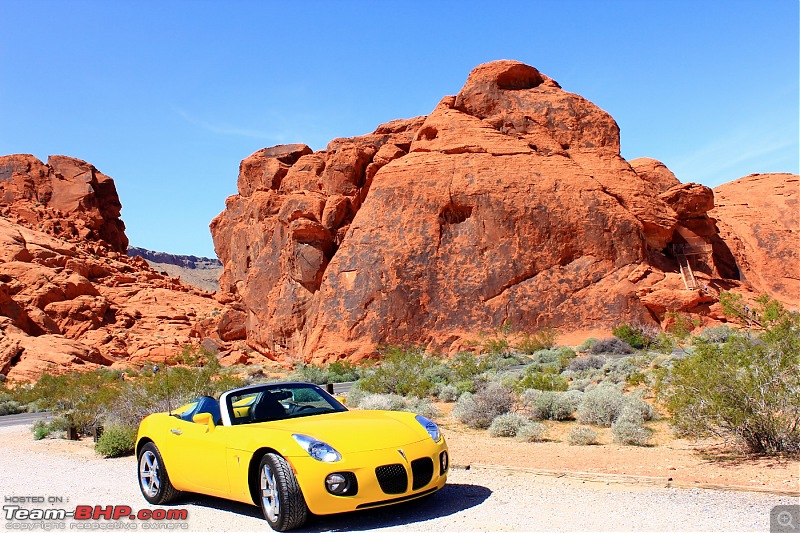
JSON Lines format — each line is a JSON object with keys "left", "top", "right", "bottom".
{"left": 211, "top": 60, "right": 743, "bottom": 363}
{"left": 710, "top": 173, "right": 799, "bottom": 305}
{"left": 0, "top": 156, "right": 241, "bottom": 381}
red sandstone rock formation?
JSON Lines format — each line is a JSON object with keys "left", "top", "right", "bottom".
{"left": 0, "top": 155, "right": 238, "bottom": 381}
{"left": 710, "top": 173, "right": 799, "bottom": 305}
{"left": 211, "top": 60, "right": 747, "bottom": 363}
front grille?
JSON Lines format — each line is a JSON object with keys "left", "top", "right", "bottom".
{"left": 411, "top": 457, "right": 434, "bottom": 490}
{"left": 375, "top": 464, "right": 408, "bottom": 494}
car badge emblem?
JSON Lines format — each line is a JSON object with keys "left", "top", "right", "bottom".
{"left": 397, "top": 449, "right": 408, "bottom": 462}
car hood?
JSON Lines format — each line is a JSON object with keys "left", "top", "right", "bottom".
{"left": 256, "top": 410, "right": 430, "bottom": 454}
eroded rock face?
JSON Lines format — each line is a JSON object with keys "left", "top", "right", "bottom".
{"left": 212, "top": 60, "right": 743, "bottom": 362}
{"left": 711, "top": 173, "right": 800, "bottom": 305}
{"left": 0, "top": 155, "right": 239, "bottom": 381}
{"left": 0, "top": 154, "right": 128, "bottom": 252}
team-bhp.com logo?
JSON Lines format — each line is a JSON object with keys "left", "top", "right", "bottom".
{"left": 4, "top": 496, "right": 188, "bottom": 530}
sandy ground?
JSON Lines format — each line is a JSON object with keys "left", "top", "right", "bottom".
{"left": 443, "top": 418, "right": 800, "bottom": 492}
{"left": 1, "top": 424, "right": 798, "bottom": 532}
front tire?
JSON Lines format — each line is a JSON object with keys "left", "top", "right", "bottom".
{"left": 258, "top": 453, "right": 308, "bottom": 531}
{"left": 138, "top": 442, "right": 179, "bottom": 505}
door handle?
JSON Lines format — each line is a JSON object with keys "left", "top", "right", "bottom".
{"left": 171, "top": 429, "right": 183, "bottom": 435}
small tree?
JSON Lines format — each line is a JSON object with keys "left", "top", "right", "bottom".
{"left": 656, "top": 296, "right": 800, "bottom": 454}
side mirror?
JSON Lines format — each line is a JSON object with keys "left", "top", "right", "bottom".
{"left": 336, "top": 396, "right": 347, "bottom": 405}
{"left": 192, "top": 412, "right": 216, "bottom": 430}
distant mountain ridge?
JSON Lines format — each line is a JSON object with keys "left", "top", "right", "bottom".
{"left": 127, "top": 246, "right": 222, "bottom": 270}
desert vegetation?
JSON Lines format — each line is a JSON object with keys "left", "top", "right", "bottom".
{"left": 2, "top": 293, "right": 797, "bottom": 459}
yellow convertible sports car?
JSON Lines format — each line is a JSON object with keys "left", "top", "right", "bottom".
{"left": 136, "top": 382, "right": 449, "bottom": 531}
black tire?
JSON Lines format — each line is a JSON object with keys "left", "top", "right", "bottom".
{"left": 258, "top": 453, "right": 308, "bottom": 531}
{"left": 137, "top": 442, "right": 180, "bottom": 505}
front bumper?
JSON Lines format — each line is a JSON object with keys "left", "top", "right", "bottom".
{"left": 287, "top": 437, "right": 448, "bottom": 515}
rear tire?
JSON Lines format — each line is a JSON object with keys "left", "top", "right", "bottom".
{"left": 138, "top": 442, "right": 179, "bottom": 504}
{"left": 258, "top": 453, "right": 308, "bottom": 531}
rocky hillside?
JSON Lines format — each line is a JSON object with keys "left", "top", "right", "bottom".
{"left": 127, "top": 247, "right": 222, "bottom": 292}
{"left": 0, "top": 155, "right": 239, "bottom": 381}
{"left": 211, "top": 60, "right": 793, "bottom": 363}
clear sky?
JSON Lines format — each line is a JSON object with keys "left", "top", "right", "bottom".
{"left": 1, "top": 0, "right": 797, "bottom": 258}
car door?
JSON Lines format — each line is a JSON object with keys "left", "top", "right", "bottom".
{"left": 166, "top": 417, "right": 230, "bottom": 497}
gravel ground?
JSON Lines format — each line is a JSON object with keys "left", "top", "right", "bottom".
{"left": 1, "top": 425, "right": 796, "bottom": 532}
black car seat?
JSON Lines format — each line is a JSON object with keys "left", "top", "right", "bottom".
{"left": 250, "top": 393, "right": 285, "bottom": 423}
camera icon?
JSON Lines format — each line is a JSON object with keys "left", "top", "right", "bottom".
{"left": 772, "top": 505, "right": 800, "bottom": 533}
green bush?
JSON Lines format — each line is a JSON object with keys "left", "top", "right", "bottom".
{"left": 612, "top": 324, "right": 650, "bottom": 349}
{"left": 405, "top": 397, "right": 441, "bottom": 419}
{"left": 517, "top": 422, "right": 547, "bottom": 442}
{"left": 31, "top": 417, "right": 70, "bottom": 440}
{"left": 576, "top": 338, "right": 599, "bottom": 353}
{"left": 568, "top": 425, "right": 599, "bottom": 445}
{"left": 697, "top": 325, "right": 734, "bottom": 344}
{"left": 656, "top": 296, "right": 800, "bottom": 454}
{"left": 327, "top": 360, "right": 361, "bottom": 383}
{"left": 358, "top": 346, "right": 440, "bottom": 398}
{"left": 0, "top": 394, "right": 25, "bottom": 416}
{"left": 488, "top": 412, "right": 529, "bottom": 437}
{"left": 517, "top": 368, "right": 568, "bottom": 392}
{"left": 95, "top": 423, "right": 137, "bottom": 458}
{"left": 437, "top": 384, "right": 460, "bottom": 402}
{"left": 516, "top": 328, "right": 558, "bottom": 354}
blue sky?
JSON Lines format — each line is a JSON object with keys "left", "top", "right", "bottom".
{"left": 1, "top": 1, "right": 797, "bottom": 258}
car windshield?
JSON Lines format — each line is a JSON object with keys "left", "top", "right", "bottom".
{"left": 225, "top": 383, "right": 347, "bottom": 425}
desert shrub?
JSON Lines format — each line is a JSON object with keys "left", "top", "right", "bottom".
{"left": 611, "top": 409, "right": 651, "bottom": 446}
{"left": 520, "top": 390, "right": 582, "bottom": 421}
{"left": 576, "top": 338, "right": 599, "bottom": 353}
{"left": 481, "top": 322, "right": 513, "bottom": 356}
{"left": 517, "top": 422, "right": 547, "bottom": 442}
{"left": 568, "top": 355, "right": 607, "bottom": 372}
{"left": 292, "top": 363, "right": 329, "bottom": 385}
{"left": 343, "top": 381, "right": 367, "bottom": 407}
{"left": 516, "top": 328, "right": 558, "bottom": 354}
{"left": 448, "top": 352, "right": 484, "bottom": 383}
{"left": 665, "top": 312, "right": 701, "bottom": 340}
{"left": 602, "top": 358, "right": 639, "bottom": 384}
{"left": 576, "top": 384, "right": 626, "bottom": 427}
{"left": 95, "top": 423, "right": 137, "bottom": 457}
{"left": 590, "top": 338, "right": 634, "bottom": 355}
{"left": 517, "top": 368, "right": 568, "bottom": 392}
{"left": 567, "top": 378, "right": 594, "bottom": 392}
{"left": 359, "top": 346, "right": 440, "bottom": 398}
{"left": 452, "top": 383, "right": 515, "bottom": 429}
{"left": 31, "top": 417, "right": 70, "bottom": 440}
{"left": 612, "top": 324, "right": 652, "bottom": 349}
{"left": 357, "top": 393, "right": 407, "bottom": 411}
{"left": 697, "top": 325, "right": 735, "bottom": 344}
{"left": 453, "top": 379, "right": 477, "bottom": 395}
{"left": 327, "top": 360, "right": 361, "bottom": 383}
{"left": 656, "top": 296, "right": 800, "bottom": 454}
{"left": 0, "top": 394, "right": 24, "bottom": 416}
{"left": 488, "top": 412, "right": 529, "bottom": 437}
{"left": 405, "top": 397, "right": 440, "bottom": 419}
{"left": 437, "top": 384, "right": 460, "bottom": 402}
{"left": 568, "top": 425, "right": 599, "bottom": 445}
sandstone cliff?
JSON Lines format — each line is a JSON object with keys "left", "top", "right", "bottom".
{"left": 211, "top": 60, "right": 747, "bottom": 363}
{"left": 0, "top": 155, "right": 232, "bottom": 381}
{"left": 710, "top": 173, "right": 799, "bottom": 305}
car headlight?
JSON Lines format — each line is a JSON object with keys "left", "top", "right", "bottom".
{"left": 415, "top": 415, "right": 441, "bottom": 442}
{"left": 292, "top": 434, "right": 342, "bottom": 462}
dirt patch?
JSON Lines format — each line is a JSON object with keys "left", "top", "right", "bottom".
{"left": 441, "top": 414, "right": 800, "bottom": 493}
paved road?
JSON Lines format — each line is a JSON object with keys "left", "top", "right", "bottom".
{"left": 0, "top": 410, "right": 50, "bottom": 427}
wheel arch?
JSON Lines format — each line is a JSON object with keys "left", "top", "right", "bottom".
{"left": 136, "top": 437, "right": 154, "bottom": 457}
{"left": 247, "top": 447, "right": 283, "bottom": 506}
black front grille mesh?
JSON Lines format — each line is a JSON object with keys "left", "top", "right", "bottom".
{"left": 411, "top": 457, "right": 434, "bottom": 490}
{"left": 375, "top": 463, "right": 408, "bottom": 494}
